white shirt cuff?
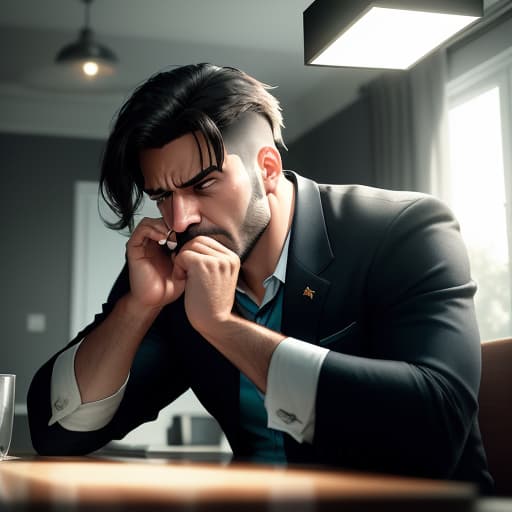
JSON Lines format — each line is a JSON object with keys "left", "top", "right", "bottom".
{"left": 49, "top": 339, "right": 128, "bottom": 432}
{"left": 264, "top": 337, "right": 329, "bottom": 444}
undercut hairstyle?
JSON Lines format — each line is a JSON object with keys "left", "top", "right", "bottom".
{"left": 99, "top": 63, "right": 285, "bottom": 231}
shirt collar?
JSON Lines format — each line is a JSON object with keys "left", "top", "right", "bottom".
{"left": 263, "top": 230, "right": 290, "bottom": 287}
{"left": 237, "top": 230, "right": 291, "bottom": 301}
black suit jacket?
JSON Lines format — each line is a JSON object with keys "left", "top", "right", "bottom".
{"left": 27, "top": 171, "right": 493, "bottom": 492}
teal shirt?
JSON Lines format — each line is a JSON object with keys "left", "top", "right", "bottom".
{"left": 235, "top": 236, "right": 289, "bottom": 464}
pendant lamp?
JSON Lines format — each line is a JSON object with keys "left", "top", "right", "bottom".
{"left": 55, "top": 0, "right": 117, "bottom": 77}
{"left": 304, "top": 0, "right": 483, "bottom": 70}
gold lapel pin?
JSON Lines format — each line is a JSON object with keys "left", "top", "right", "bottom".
{"left": 303, "top": 286, "right": 316, "bottom": 300}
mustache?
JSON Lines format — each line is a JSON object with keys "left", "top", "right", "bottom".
{"left": 175, "top": 227, "right": 233, "bottom": 252}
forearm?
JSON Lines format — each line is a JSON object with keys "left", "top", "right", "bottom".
{"left": 314, "top": 350, "right": 477, "bottom": 478}
{"left": 201, "top": 314, "right": 285, "bottom": 393}
{"left": 75, "top": 293, "right": 162, "bottom": 403}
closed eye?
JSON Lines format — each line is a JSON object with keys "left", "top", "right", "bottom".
{"left": 195, "top": 178, "right": 216, "bottom": 191}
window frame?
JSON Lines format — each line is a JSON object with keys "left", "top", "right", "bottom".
{"left": 446, "top": 45, "right": 512, "bottom": 338}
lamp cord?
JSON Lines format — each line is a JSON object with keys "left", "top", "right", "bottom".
{"left": 82, "top": 0, "right": 93, "bottom": 30}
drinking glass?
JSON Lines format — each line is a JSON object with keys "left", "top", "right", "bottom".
{"left": 0, "top": 374, "right": 15, "bottom": 459}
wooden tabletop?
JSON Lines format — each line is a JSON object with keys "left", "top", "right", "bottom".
{"left": 0, "top": 456, "right": 476, "bottom": 511}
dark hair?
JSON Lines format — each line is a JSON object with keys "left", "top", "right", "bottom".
{"left": 99, "top": 63, "right": 284, "bottom": 231}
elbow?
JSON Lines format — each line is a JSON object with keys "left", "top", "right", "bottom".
{"left": 420, "top": 377, "right": 478, "bottom": 478}
{"left": 28, "top": 420, "right": 102, "bottom": 457}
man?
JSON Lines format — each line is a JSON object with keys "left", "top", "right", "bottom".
{"left": 28, "top": 63, "right": 492, "bottom": 491}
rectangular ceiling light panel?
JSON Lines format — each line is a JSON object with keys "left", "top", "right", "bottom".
{"left": 304, "top": 1, "right": 483, "bottom": 70}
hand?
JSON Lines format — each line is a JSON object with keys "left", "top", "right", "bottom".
{"left": 172, "top": 236, "right": 240, "bottom": 336}
{"left": 125, "top": 218, "right": 186, "bottom": 309}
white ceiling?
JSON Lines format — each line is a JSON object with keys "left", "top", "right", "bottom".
{"left": 0, "top": 0, "right": 500, "bottom": 142}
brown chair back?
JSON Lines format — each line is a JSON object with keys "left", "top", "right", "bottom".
{"left": 479, "top": 337, "right": 512, "bottom": 496}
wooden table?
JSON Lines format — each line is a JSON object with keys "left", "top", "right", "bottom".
{"left": 0, "top": 456, "right": 476, "bottom": 511}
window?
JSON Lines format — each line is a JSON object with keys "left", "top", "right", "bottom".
{"left": 446, "top": 49, "right": 512, "bottom": 341}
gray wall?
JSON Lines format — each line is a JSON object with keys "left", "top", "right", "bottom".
{"left": 283, "top": 96, "right": 373, "bottom": 186}
{"left": 448, "top": 8, "right": 512, "bottom": 80}
{"left": 0, "top": 133, "right": 105, "bottom": 402}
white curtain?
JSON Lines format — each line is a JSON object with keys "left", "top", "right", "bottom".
{"left": 364, "top": 50, "right": 449, "bottom": 195}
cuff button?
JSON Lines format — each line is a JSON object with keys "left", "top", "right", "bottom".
{"left": 54, "top": 398, "right": 69, "bottom": 411}
{"left": 276, "top": 409, "right": 302, "bottom": 424}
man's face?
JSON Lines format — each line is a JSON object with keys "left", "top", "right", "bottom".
{"left": 140, "top": 132, "right": 271, "bottom": 261}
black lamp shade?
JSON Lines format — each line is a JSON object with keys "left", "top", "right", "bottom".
{"left": 55, "top": 28, "right": 117, "bottom": 64}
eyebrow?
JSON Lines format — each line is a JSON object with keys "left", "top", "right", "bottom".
{"left": 144, "top": 165, "right": 220, "bottom": 197}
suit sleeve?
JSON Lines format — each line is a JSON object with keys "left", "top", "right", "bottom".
{"left": 314, "top": 196, "right": 481, "bottom": 479}
{"left": 27, "top": 263, "right": 190, "bottom": 455}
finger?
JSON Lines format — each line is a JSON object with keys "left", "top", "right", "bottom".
{"left": 157, "top": 230, "right": 174, "bottom": 246}
{"left": 180, "top": 235, "right": 236, "bottom": 257}
{"left": 127, "top": 218, "right": 169, "bottom": 249}
{"left": 156, "top": 229, "right": 178, "bottom": 251}
{"left": 171, "top": 252, "right": 187, "bottom": 281}
{"left": 175, "top": 244, "right": 240, "bottom": 279}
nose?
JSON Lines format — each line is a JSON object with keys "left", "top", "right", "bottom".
{"left": 159, "top": 192, "right": 201, "bottom": 234}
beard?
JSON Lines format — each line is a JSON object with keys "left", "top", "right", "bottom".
{"left": 175, "top": 172, "right": 270, "bottom": 262}
{"left": 175, "top": 210, "right": 269, "bottom": 263}
{"left": 237, "top": 166, "right": 270, "bottom": 261}
{"left": 238, "top": 201, "right": 269, "bottom": 262}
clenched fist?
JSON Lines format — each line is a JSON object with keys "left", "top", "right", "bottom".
{"left": 172, "top": 235, "right": 241, "bottom": 336}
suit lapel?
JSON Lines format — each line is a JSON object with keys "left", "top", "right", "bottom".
{"left": 281, "top": 172, "right": 334, "bottom": 345}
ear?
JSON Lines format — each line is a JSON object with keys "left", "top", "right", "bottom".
{"left": 257, "top": 146, "right": 282, "bottom": 194}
